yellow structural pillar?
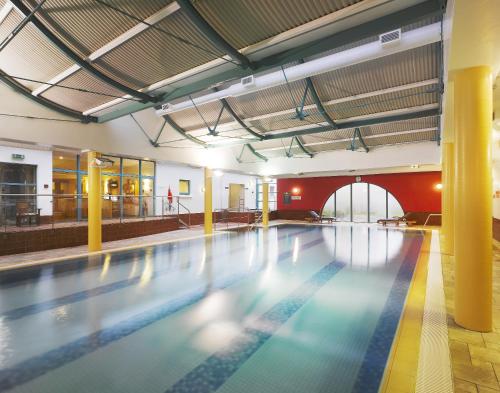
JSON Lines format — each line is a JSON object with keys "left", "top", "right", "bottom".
{"left": 441, "top": 80, "right": 455, "bottom": 256}
{"left": 204, "top": 167, "right": 213, "bottom": 235}
{"left": 262, "top": 181, "right": 269, "bottom": 228}
{"left": 88, "top": 151, "right": 102, "bottom": 252}
{"left": 441, "top": 143, "right": 455, "bottom": 255}
{"left": 454, "top": 66, "right": 493, "bottom": 332}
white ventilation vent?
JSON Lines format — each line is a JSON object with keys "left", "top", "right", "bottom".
{"left": 241, "top": 75, "right": 255, "bottom": 88}
{"left": 379, "top": 29, "right": 401, "bottom": 47}
{"left": 161, "top": 103, "right": 171, "bottom": 111}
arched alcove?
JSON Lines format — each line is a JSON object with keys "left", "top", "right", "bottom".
{"left": 322, "top": 182, "right": 404, "bottom": 222}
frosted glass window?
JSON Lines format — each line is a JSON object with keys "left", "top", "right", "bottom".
{"left": 335, "top": 185, "right": 351, "bottom": 221}
{"left": 321, "top": 183, "right": 404, "bottom": 223}
{"left": 388, "top": 192, "right": 404, "bottom": 218}
{"left": 369, "top": 185, "right": 387, "bottom": 222}
{"left": 322, "top": 194, "right": 335, "bottom": 217}
{"left": 352, "top": 183, "right": 368, "bottom": 222}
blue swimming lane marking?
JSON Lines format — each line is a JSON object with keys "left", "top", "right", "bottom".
{"left": 351, "top": 235, "right": 424, "bottom": 393}
{"left": 0, "top": 233, "right": 325, "bottom": 392}
{"left": 1, "top": 226, "right": 315, "bottom": 322}
{"left": 163, "top": 261, "right": 346, "bottom": 393}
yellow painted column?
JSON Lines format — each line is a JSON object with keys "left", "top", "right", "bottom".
{"left": 204, "top": 167, "right": 213, "bottom": 235}
{"left": 441, "top": 80, "right": 455, "bottom": 256}
{"left": 441, "top": 142, "right": 455, "bottom": 255}
{"left": 262, "top": 182, "right": 269, "bottom": 228}
{"left": 88, "top": 151, "right": 102, "bottom": 252}
{"left": 454, "top": 66, "right": 493, "bottom": 332}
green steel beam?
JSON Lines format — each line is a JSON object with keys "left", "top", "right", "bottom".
{"left": 10, "top": 0, "right": 158, "bottom": 103}
{"left": 163, "top": 115, "right": 207, "bottom": 146}
{"left": 246, "top": 144, "right": 268, "bottom": 162}
{"left": 98, "top": 0, "right": 443, "bottom": 122}
{"left": 304, "top": 76, "right": 337, "bottom": 128}
{"left": 294, "top": 136, "right": 315, "bottom": 157}
{"left": 153, "top": 118, "right": 167, "bottom": 146}
{"left": 176, "top": 0, "right": 255, "bottom": 69}
{"left": 237, "top": 143, "right": 268, "bottom": 163}
{"left": 264, "top": 108, "right": 439, "bottom": 140}
{"left": 0, "top": 74, "right": 96, "bottom": 122}
{"left": 220, "top": 98, "right": 264, "bottom": 140}
{"left": 348, "top": 127, "right": 369, "bottom": 152}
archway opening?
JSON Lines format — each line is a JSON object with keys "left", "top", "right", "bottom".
{"left": 322, "top": 183, "right": 404, "bottom": 223}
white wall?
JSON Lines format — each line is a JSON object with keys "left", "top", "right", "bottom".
{"left": 155, "top": 163, "right": 204, "bottom": 214}
{"left": 155, "top": 162, "right": 257, "bottom": 214}
{"left": 0, "top": 145, "right": 52, "bottom": 215}
{"left": 236, "top": 141, "right": 441, "bottom": 176}
{"left": 212, "top": 172, "right": 257, "bottom": 211}
{"left": 0, "top": 83, "right": 244, "bottom": 172}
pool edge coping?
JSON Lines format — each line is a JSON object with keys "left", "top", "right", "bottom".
{"left": 0, "top": 231, "right": 229, "bottom": 272}
{"left": 379, "top": 230, "right": 429, "bottom": 393}
{"left": 379, "top": 229, "right": 453, "bottom": 393}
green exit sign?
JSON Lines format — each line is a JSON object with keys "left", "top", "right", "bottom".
{"left": 11, "top": 154, "right": 25, "bottom": 160}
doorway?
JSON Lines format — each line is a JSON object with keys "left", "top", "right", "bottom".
{"left": 228, "top": 183, "right": 245, "bottom": 210}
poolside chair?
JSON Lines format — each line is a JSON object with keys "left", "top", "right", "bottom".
{"left": 305, "top": 210, "right": 337, "bottom": 223}
{"left": 377, "top": 212, "right": 416, "bottom": 227}
{"left": 16, "top": 201, "right": 41, "bottom": 227}
{"left": 305, "top": 210, "right": 321, "bottom": 223}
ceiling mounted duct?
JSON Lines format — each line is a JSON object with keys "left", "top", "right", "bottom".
{"left": 156, "top": 22, "right": 441, "bottom": 117}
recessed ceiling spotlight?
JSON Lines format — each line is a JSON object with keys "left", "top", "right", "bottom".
{"left": 410, "top": 164, "right": 419, "bottom": 169}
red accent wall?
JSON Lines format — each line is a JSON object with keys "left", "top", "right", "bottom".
{"left": 277, "top": 171, "right": 442, "bottom": 213}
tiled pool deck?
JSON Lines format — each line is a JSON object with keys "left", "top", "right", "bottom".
{"left": 443, "top": 241, "right": 500, "bottom": 392}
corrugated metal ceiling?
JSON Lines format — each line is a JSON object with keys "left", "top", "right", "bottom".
{"left": 0, "top": 9, "right": 74, "bottom": 90}
{"left": 26, "top": 0, "right": 174, "bottom": 56}
{"left": 312, "top": 43, "right": 439, "bottom": 101}
{"left": 40, "top": 68, "right": 125, "bottom": 111}
{"left": 0, "top": 0, "right": 442, "bottom": 154}
{"left": 249, "top": 109, "right": 326, "bottom": 133}
{"left": 93, "top": 9, "right": 223, "bottom": 89}
{"left": 192, "top": 0, "right": 363, "bottom": 49}
{"left": 324, "top": 85, "right": 438, "bottom": 120}
{"left": 225, "top": 78, "right": 313, "bottom": 119}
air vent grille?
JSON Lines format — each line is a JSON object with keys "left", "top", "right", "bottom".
{"left": 241, "top": 75, "right": 255, "bottom": 88}
{"left": 379, "top": 29, "right": 401, "bottom": 46}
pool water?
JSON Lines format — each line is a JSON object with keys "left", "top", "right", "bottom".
{"left": 0, "top": 224, "right": 424, "bottom": 393}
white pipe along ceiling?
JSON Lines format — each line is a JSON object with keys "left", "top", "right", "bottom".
{"left": 155, "top": 22, "right": 441, "bottom": 117}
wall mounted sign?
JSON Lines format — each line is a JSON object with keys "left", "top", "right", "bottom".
{"left": 355, "top": 176, "right": 362, "bottom": 183}
{"left": 11, "top": 154, "right": 25, "bottom": 160}
{"left": 291, "top": 195, "right": 301, "bottom": 200}
{"left": 283, "top": 192, "right": 291, "bottom": 204}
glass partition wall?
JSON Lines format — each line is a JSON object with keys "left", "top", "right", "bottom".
{"left": 322, "top": 183, "right": 404, "bottom": 223}
{"left": 52, "top": 151, "right": 155, "bottom": 222}
{"left": 0, "top": 163, "right": 37, "bottom": 224}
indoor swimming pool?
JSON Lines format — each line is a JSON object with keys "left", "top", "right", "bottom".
{"left": 0, "top": 224, "right": 424, "bottom": 393}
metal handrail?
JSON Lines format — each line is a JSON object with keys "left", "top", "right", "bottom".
{"left": 424, "top": 213, "right": 442, "bottom": 226}
{"left": 177, "top": 197, "right": 191, "bottom": 228}
{"left": 0, "top": 193, "right": 182, "bottom": 230}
